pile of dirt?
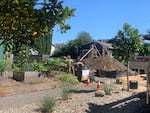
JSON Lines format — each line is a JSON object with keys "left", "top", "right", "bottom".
{"left": 83, "top": 56, "right": 127, "bottom": 71}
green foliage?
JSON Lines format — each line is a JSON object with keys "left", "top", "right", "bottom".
{"left": 40, "top": 96, "right": 56, "bottom": 113}
{"left": 13, "top": 62, "right": 35, "bottom": 72}
{"left": 13, "top": 61, "right": 48, "bottom": 72}
{"left": 0, "top": 61, "right": 6, "bottom": 72}
{"left": 48, "top": 58, "right": 68, "bottom": 72}
{"left": 22, "top": 63, "right": 35, "bottom": 71}
{"left": 103, "top": 84, "right": 112, "bottom": 95}
{"left": 59, "top": 74, "right": 78, "bottom": 100}
{"left": 15, "top": 45, "right": 31, "bottom": 68}
{"left": 13, "top": 65, "right": 21, "bottom": 72}
{"left": 53, "top": 31, "right": 93, "bottom": 59}
{"left": 34, "top": 61, "right": 49, "bottom": 76}
{"left": 75, "top": 32, "right": 93, "bottom": 45}
{"left": 61, "top": 85, "right": 71, "bottom": 100}
{"left": 34, "top": 61, "right": 49, "bottom": 72}
{"left": 59, "top": 74, "right": 79, "bottom": 86}
{"left": 112, "top": 23, "right": 142, "bottom": 64}
{"left": 33, "top": 33, "right": 52, "bottom": 55}
{"left": 139, "top": 42, "right": 150, "bottom": 56}
{"left": 0, "top": 0, "right": 75, "bottom": 64}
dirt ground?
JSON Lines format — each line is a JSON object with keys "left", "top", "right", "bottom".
{"left": 0, "top": 76, "right": 148, "bottom": 113}
{"left": 0, "top": 74, "right": 147, "bottom": 96}
{"left": 0, "top": 56, "right": 139, "bottom": 97}
{"left": 0, "top": 77, "right": 63, "bottom": 96}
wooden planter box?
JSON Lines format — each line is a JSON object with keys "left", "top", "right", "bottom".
{"left": 13, "top": 71, "right": 43, "bottom": 82}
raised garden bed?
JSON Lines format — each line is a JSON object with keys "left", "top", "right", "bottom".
{"left": 13, "top": 71, "right": 44, "bottom": 82}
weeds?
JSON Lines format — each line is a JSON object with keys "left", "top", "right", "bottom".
{"left": 61, "top": 85, "right": 71, "bottom": 100}
{"left": 59, "top": 74, "right": 79, "bottom": 86}
{"left": 40, "top": 96, "right": 56, "bottom": 113}
{"left": 59, "top": 74, "right": 78, "bottom": 100}
{"left": 103, "top": 84, "right": 112, "bottom": 95}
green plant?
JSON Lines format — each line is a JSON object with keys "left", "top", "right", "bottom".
{"left": 15, "top": 45, "right": 31, "bottom": 68}
{"left": 0, "top": 61, "right": 6, "bottom": 72}
{"left": 13, "top": 65, "right": 21, "bottom": 72}
{"left": 59, "top": 74, "right": 79, "bottom": 86}
{"left": 48, "top": 58, "right": 68, "bottom": 72}
{"left": 61, "top": 85, "right": 71, "bottom": 100}
{"left": 13, "top": 62, "right": 35, "bottom": 72}
{"left": 0, "top": 61, "right": 6, "bottom": 76}
{"left": 23, "top": 63, "right": 35, "bottom": 71}
{"left": 40, "top": 96, "right": 56, "bottom": 113}
{"left": 103, "top": 84, "right": 112, "bottom": 95}
{"left": 33, "top": 61, "right": 49, "bottom": 77}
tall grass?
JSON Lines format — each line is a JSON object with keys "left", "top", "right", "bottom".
{"left": 40, "top": 96, "right": 56, "bottom": 113}
{"left": 59, "top": 74, "right": 79, "bottom": 86}
{"left": 59, "top": 74, "right": 79, "bottom": 100}
{"left": 103, "top": 84, "right": 112, "bottom": 95}
{"left": 61, "top": 86, "right": 71, "bottom": 100}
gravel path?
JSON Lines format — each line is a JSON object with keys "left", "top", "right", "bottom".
{"left": 0, "top": 77, "right": 149, "bottom": 113}
{"left": 0, "top": 86, "right": 148, "bottom": 113}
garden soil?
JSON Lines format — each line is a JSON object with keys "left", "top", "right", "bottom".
{"left": 0, "top": 78, "right": 62, "bottom": 96}
{"left": 83, "top": 56, "right": 127, "bottom": 71}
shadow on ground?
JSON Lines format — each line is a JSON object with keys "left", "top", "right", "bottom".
{"left": 70, "top": 89, "right": 96, "bottom": 93}
{"left": 85, "top": 92, "right": 150, "bottom": 113}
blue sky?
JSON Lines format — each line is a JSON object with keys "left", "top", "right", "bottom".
{"left": 52, "top": 0, "right": 150, "bottom": 44}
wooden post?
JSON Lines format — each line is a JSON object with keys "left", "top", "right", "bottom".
{"left": 127, "top": 60, "right": 129, "bottom": 91}
{"left": 147, "top": 62, "right": 150, "bottom": 104}
{"left": 127, "top": 49, "right": 130, "bottom": 91}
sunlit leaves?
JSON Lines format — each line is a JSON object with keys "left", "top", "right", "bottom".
{"left": 0, "top": 0, "right": 75, "bottom": 55}
{"left": 0, "top": 0, "right": 75, "bottom": 66}
{"left": 139, "top": 43, "right": 150, "bottom": 56}
{"left": 113, "top": 23, "right": 141, "bottom": 64}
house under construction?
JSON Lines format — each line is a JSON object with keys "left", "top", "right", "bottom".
{"left": 79, "top": 40, "right": 113, "bottom": 60}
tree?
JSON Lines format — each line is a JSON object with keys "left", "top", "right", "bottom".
{"left": 0, "top": 0, "right": 75, "bottom": 56}
{"left": 53, "top": 31, "right": 93, "bottom": 59}
{"left": 113, "top": 23, "right": 142, "bottom": 64}
{"left": 75, "top": 31, "right": 93, "bottom": 46}
{"left": 139, "top": 42, "right": 150, "bottom": 56}
{"left": 33, "top": 33, "right": 52, "bottom": 55}
{"left": 113, "top": 23, "right": 142, "bottom": 91}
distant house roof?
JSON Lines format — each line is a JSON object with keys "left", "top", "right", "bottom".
{"left": 97, "top": 40, "right": 113, "bottom": 49}
{"left": 79, "top": 40, "right": 113, "bottom": 58}
{"left": 81, "top": 40, "right": 113, "bottom": 50}
{"left": 142, "top": 34, "right": 150, "bottom": 40}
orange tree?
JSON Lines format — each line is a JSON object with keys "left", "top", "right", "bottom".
{"left": 0, "top": 0, "right": 75, "bottom": 65}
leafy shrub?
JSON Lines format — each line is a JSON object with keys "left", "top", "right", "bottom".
{"left": 23, "top": 63, "right": 35, "bottom": 71}
{"left": 13, "top": 65, "right": 21, "bottom": 72}
{"left": 13, "top": 63, "right": 35, "bottom": 72}
{"left": 103, "top": 84, "right": 112, "bottom": 95}
{"left": 40, "top": 96, "right": 56, "bottom": 113}
{"left": 13, "top": 61, "right": 48, "bottom": 73}
{"left": 47, "top": 58, "right": 68, "bottom": 72}
{"left": 59, "top": 74, "right": 79, "bottom": 86}
{"left": 34, "top": 61, "right": 48, "bottom": 72}
{"left": 33, "top": 61, "right": 49, "bottom": 77}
